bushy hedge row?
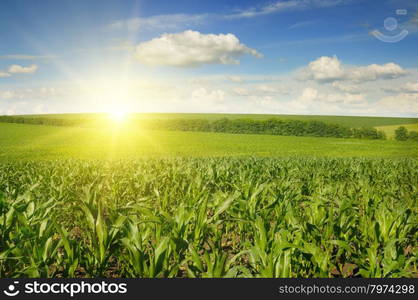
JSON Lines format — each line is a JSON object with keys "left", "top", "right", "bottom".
{"left": 395, "top": 126, "right": 418, "bottom": 141}
{"left": 0, "top": 115, "right": 387, "bottom": 140}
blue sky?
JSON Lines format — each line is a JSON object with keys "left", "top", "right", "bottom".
{"left": 0, "top": 0, "right": 417, "bottom": 116}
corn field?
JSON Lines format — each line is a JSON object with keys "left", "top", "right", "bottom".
{"left": 0, "top": 158, "right": 417, "bottom": 278}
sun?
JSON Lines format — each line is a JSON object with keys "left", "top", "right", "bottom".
{"left": 109, "top": 110, "right": 129, "bottom": 123}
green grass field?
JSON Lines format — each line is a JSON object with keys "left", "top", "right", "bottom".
{"left": 0, "top": 114, "right": 417, "bottom": 278}
{"left": 16, "top": 112, "right": 418, "bottom": 128}
{"left": 376, "top": 123, "right": 418, "bottom": 139}
{"left": 0, "top": 122, "right": 417, "bottom": 161}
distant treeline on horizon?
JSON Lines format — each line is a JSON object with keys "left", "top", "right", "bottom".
{"left": 0, "top": 115, "right": 389, "bottom": 140}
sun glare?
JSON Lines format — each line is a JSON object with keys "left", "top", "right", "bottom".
{"left": 109, "top": 110, "right": 129, "bottom": 123}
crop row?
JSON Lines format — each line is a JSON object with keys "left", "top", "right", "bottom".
{"left": 0, "top": 158, "right": 416, "bottom": 277}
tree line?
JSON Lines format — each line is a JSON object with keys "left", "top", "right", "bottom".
{"left": 0, "top": 116, "right": 82, "bottom": 126}
{"left": 141, "top": 118, "right": 387, "bottom": 139}
{"left": 0, "top": 115, "right": 388, "bottom": 140}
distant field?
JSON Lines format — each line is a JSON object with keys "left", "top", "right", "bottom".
{"left": 14, "top": 113, "right": 418, "bottom": 128}
{"left": 376, "top": 123, "right": 418, "bottom": 139}
{"left": 0, "top": 122, "right": 417, "bottom": 161}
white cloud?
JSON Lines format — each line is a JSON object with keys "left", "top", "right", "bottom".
{"left": 256, "top": 85, "right": 417, "bottom": 116}
{"left": 327, "top": 93, "right": 366, "bottom": 105}
{"left": 0, "top": 106, "right": 15, "bottom": 115}
{"left": 232, "top": 87, "right": 250, "bottom": 96}
{"left": 187, "top": 87, "right": 229, "bottom": 112}
{"left": 304, "top": 56, "right": 345, "bottom": 82}
{"left": 8, "top": 64, "right": 38, "bottom": 74}
{"left": 384, "top": 82, "right": 418, "bottom": 93}
{"left": 285, "top": 87, "right": 368, "bottom": 112}
{"left": 332, "top": 81, "right": 362, "bottom": 93}
{"left": 256, "top": 84, "right": 289, "bottom": 94}
{"left": 134, "top": 30, "right": 262, "bottom": 67}
{"left": 303, "top": 56, "right": 406, "bottom": 82}
{"left": 0, "top": 71, "right": 11, "bottom": 78}
{"left": 0, "top": 64, "right": 39, "bottom": 78}
{"left": 1, "top": 56, "right": 416, "bottom": 117}
{"left": 0, "top": 87, "right": 57, "bottom": 100}
{"left": 192, "top": 87, "right": 225, "bottom": 102}
{"left": 0, "top": 101, "right": 46, "bottom": 116}
{"left": 376, "top": 93, "right": 418, "bottom": 115}
{"left": 403, "top": 82, "right": 418, "bottom": 93}
{"left": 300, "top": 87, "right": 319, "bottom": 102}
{"left": 349, "top": 63, "right": 406, "bottom": 81}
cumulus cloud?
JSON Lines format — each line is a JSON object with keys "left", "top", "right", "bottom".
{"left": 303, "top": 56, "right": 406, "bottom": 82}
{"left": 376, "top": 93, "right": 418, "bottom": 115}
{"left": 332, "top": 81, "right": 362, "bottom": 93}
{"left": 8, "top": 64, "right": 38, "bottom": 74}
{"left": 304, "top": 56, "right": 345, "bottom": 82}
{"left": 384, "top": 82, "right": 418, "bottom": 93}
{"left": 403, "top": 82, "right": 418, "bottom": 93}
{"left": 349, "top": 63, "right": 406, "bottom": 81}
{"left": 134, "top": 30, "right": 262, "bottom": 67}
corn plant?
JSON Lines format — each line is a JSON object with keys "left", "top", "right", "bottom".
{"left": 0, "top": 158, "right": 416, "bottom": 278}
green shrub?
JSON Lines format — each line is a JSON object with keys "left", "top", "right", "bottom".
{"left": 395, "top": 126, "right": 409, "bottom": 141}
